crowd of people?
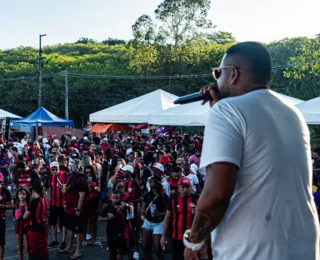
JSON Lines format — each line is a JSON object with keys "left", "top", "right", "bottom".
{"left": 0, "top": 130, "right": 207, "bottom": 260}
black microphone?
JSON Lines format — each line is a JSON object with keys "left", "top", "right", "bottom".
{"left": 174, "top": 92, "right": 212, "bottom": 105}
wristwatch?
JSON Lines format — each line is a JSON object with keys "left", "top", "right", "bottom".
{"left": 74, "top": 208, "right": 80, "bottom": 212}
{"left": 183, "top": 229, "right": 205, "bottom": 251}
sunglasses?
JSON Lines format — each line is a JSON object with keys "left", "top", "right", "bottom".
{"left": 212, "top": 66, "right": 240, "bottom": 80}
{"left": 85, "top": 171, "right": 92, "bottom": 174}
{"left": 117, "top": 185, "right": 124, "bottom": 189}
{"left": 51, "top": 168, "right": 58, "bottom": 172}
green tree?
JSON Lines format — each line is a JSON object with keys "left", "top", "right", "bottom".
{"left": 284, "top": 36, "right": 320, "bottom": 99}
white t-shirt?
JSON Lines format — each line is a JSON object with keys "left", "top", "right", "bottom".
{"left": 185, "top": 173, "right": 199, "bottom": 191}
{"left": 13, "top": 142, "right": 24, "bottom": 154}
{"left": 21, "top": 139, "right": 27, "bottom": 147}
{"left": 200, "top": 89, "right": 319, "bottom": 260}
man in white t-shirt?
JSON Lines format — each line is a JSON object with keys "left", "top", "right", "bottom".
{"left": 184, "top": 162, "right": 200, "bottom": 192}
{"left": 184, "top": 42, "right": 319, "bottom": 260}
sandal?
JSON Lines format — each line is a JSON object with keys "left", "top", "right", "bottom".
{"left": 81, "top": 241, "right": 88, "bottom": 246}
{"left": 59, "top": 249, "right": 72, "bottom": 254}
{"left": 93, "top": 241, "right": 102, "bottom": 246}
{"left": 70, "top": 254, "right": 82, "bottom": 259}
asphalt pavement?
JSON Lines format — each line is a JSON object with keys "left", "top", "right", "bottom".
{"left": 3, "top": 211, "right": 172, "bottom": 260}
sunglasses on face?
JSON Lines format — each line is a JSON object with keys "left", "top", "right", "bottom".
{"left": 117, "top": 185, "right": 124, "bottom": 189}
{"left": 212, "top": 65, "right": 240, "bottom": 80}
{"left": 51, "top": 168, "right": 58, "bottom": 172}
{"left": 85, "top": 171, "right": 91, "bottom": 174}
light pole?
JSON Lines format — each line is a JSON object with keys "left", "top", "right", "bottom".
{"left": 38, "top": 34, "right": 47, "bottom": 108}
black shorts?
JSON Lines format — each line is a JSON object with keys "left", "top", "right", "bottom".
{"left": 172, "top": 238, "right": 185, "bottom": 260}
{"left": 64, "top": 213, "right": 84, "bottom": 234}
{"left": 48, "top": 206, "right": 65, "bottom": 226}
{"left": 0, "top": 218, "right": 5, "bottom": 246}
{"left": 130, "top": 218, "right": 138, "bottom": 230}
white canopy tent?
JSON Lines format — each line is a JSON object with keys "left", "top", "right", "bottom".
{"left": 296, "top": 97, "right": 320, "bottom": 124}
{"left": 148, "top": 101, "right": 210, "bottom": 126}
{"left": 0, "top": 109, "right": 21, "bottom": 119}
{"left": 90, "top": 89, "right": 178, "bottom": 123}
{"left": 148, "top": 91, "right": 304, "bottom": 126}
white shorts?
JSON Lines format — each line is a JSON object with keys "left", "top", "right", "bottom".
{"left": 142, "top": 219, "right": 164, "bottom": 235}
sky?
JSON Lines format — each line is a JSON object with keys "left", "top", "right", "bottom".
{"left": 0, "top": 0, "right": 319, "bottom": 50}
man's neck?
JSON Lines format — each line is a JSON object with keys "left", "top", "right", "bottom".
{"left": 233, "top": 84, "right": 268, "bottom": 97}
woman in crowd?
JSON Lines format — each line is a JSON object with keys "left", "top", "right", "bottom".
{"left": 141, "top": 175, "right": 168, "bottom": 260}
{"left": 23, "top": 181, "right": 49, "bottom": 260}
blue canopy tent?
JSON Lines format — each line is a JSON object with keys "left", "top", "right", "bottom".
{"left": 10, "top": 107, "right": 74, "bottom": 127}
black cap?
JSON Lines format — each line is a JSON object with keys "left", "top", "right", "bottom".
{"left": 148, "top": 175, "right": 162, "bottom": 184}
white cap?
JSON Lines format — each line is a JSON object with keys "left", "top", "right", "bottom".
{"left": 150, "top": 139, "right": 156, "bottom": 144}
{"left": 190, "top": 163, "right": 198, "bottom": 174}
{"left": 72, "top": 136, "right": 77, "bottom": 140}
{"left": 43, "top": 138, "right": 48, "bottom": 143}
{"left": 83, "top": 136, "right": 88, "bottom": 140}
{"left": 126, "top": 148, "right": 133, "bottom": 155}
{"left": 53, "top": 139, "right": 60, "bottom": 145}
{"left": 121, "top": 165, "right": 134, "bottom": 174}
{"left": 153, "top": 162, "right": 164, "bottom": 172}
{"left": 103, "top": 137, "right": 108, "bottom": 141}
{"left": 50, "top": 162, "right": 59, "bottom": 168}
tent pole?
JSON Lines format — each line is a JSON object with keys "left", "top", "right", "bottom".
{"left": 8, "top": 119, "right": 11, "bottom": 140}
{"left": 147, "top": 124, "right": 150, "bottom": 140}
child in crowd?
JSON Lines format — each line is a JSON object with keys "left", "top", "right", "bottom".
{"left": 12, "top": 187, "right": 30, "bottom": 260}
{"left": 100, "top": 190, "right": 133, "bottom": 260}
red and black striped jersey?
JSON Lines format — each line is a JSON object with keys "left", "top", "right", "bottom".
{"left": 168, "top": 194, "right": 199, "bottom": 240}
{"left": 12, "top": 203, "right": 28, "bottom": 234}
{"left": 49, "top": 170, "right": 68, "bottom": 208}
{"left": 124, "top": 179, "right": 141, "bottom": 203}
{"left": 27, "top": 197, "right": 49, "bottom": 232}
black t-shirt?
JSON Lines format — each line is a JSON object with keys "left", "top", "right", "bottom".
{"left": 0, "top": 187, "right": 12, "bottom": 219}
{"left": 65, "top": 173, "right": 88, "bottom": 214}
{"left": 143, "top": 191, "right": 168, "bottom": 223}
{"left": 101, "top": 201, "right": 125, "bottom": 236}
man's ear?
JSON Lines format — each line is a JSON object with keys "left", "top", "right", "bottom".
{"left": 230, "top": 67, "right": 240, "bottom": 85}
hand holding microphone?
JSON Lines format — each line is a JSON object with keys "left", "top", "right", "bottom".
{"left": 200, "top": 83, "right": 221, "bottom": 107}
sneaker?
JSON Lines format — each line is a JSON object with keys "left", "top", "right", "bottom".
{"left": 48, "top": 241, "right": 59, "bottom": 248}
{"left": 86, "top": 234, "right": 92, "bottom": 240}
{"left": 133, "top": 251, "right": 139, "bottom": 260}
{"left": 60, "top": 242, "right": 66, "bottom": 250}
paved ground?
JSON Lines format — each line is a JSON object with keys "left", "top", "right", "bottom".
{"left": 3, "top": 211, "right": 172, "bottom": 260}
